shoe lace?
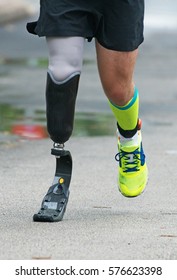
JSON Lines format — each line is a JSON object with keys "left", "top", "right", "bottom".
{"left": 115, "top": 148, "right": 144, "bottom": 173}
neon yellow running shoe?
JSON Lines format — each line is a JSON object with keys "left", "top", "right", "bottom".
{"left": 115, "top": 129, "right": 148, "bottom": 198}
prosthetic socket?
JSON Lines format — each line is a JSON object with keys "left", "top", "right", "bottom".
{"left": 46, "top": 73, "right": 80, "bottom": 143}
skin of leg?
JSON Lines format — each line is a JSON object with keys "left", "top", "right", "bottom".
{"left": 95, "top": 41, "right": 138, "bottom": 106}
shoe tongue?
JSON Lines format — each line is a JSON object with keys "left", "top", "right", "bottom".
{"left": 121, "top": 144, "right": 137, "bottom": 153}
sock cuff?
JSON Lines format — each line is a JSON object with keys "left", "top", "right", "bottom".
{"left": 109, "top": 87, "right": 138, "bottom": 110}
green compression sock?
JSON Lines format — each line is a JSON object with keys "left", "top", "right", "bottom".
{"left": 108, "top": 87, "right": 139, "bottom": 133}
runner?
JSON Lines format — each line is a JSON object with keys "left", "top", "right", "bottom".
{"left": 27, "top": 0, "right": 148, "bottom": 222}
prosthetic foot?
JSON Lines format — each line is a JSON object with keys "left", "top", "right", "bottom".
{"left": 33, "top": 143, "right": 72, "bottom": 222}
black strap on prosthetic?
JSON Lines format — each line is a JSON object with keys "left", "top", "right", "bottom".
{"left": 46, "top": 73, "right": 80, "bottom": 143}
{"left": 33, "top": 147, "right": 72, "bottom": 222}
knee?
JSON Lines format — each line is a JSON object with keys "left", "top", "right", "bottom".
{"left": 104, "top": 81, "right": 134, "bottom": 106}
{"left": 48, "top": 55, "right": 82, "bottom": 83}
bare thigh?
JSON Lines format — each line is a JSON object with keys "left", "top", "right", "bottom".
{"left": 95, "top": 41, "right": 138, "bottom": 106}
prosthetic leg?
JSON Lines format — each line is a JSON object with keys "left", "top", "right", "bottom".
{"left": 33, "top": 73, "right": 80, "bottom": 222}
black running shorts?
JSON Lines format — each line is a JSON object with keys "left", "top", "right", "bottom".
{"left": 27, "top": 0, "right": 144, "bottom": 51}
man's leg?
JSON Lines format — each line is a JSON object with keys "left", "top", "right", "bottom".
{"left": 33, "top": 37, "right": 85, "bottom": 222}
{"left": 96, "top": 41, "right": 148, "bottom": 197}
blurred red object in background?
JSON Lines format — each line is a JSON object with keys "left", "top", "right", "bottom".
{"left": 12, "top": 124, "right": 48, "bottom": 139}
